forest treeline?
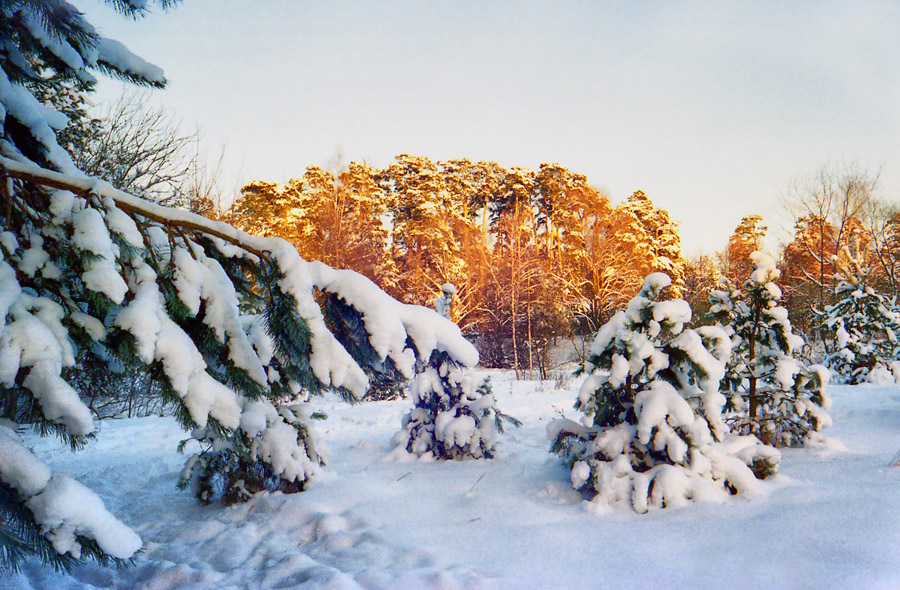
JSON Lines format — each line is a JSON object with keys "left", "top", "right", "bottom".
{"left": 223, "top": 157, "right": 900, "bottom": 375}
{"left": 224, "top": 155, "right": 683, "bottom": 376}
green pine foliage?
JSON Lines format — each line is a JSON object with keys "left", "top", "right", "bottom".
{"left": 818, "top": 248, "right": 900, "bottom": 384}
{"left": 708, "top": 252, "right": 832, "bottom": 447}
{"left": 1, "top": 0, "right": 481, "bottom": 573}
{"left": 321, "top": 292, "right": 407, "bottom": 401}
{"left": 550, "top": 273, "right": 779, "bottom": 513}
{"left": 393, "top": 350, "right": 520, "bottom": 460}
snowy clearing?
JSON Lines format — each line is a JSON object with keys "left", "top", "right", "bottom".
{"left": 6, "top": 371, "right": 900, "bottom": 590}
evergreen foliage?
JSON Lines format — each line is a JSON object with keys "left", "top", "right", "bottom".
{"left": 393, "top": 350, "right": 520, "bottom": 460}
{"left": 228, "top": 157, "right": 687, "bottom": 368}
{"left": 708, "top": 252, "right": 832, "bottom": 447}
{"left": 621, "top": 191, "right": 686, "bottom": 295}
{"left": 320, "top": 291, "right": 407, "bottom": 401}
{"left": 550, "top": 273, "right": 779, "bottom": 513}
{"left": 0, "top": 0, "right": 176, "bottom": 571}
{"left": 720, "top": 215, "right": 767, "bottom": 285}
{"left": 0, "top": 0, "right": 480, "bottom": 573}
{"left": 818, "top": 247, "right": 900, "bottom": 384}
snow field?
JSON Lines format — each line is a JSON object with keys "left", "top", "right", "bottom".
{"left": 5, "top": 371, "right": 900, "bottom": 590}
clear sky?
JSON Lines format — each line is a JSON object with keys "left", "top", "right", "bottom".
{"left": 78, "top": 0, "right": 900, "bottom": 255}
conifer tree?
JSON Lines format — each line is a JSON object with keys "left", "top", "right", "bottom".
{"left": 780, "top": 214, "right": 838, "bottom": 332}
{"left": 550, "top": 273, "right": 779, "bottom": 513}
{"left": 720, "top": 215, "right": 767, "bottom": 285}
{"left": 383, "top": 154, "right": 462, "bottom": 306}
{"left": 431, "top": 159, "right": 489, "bottom": 330}
{"left": 390, "top": 289, "right": 518, "bottom": 458}
{"left": 229, "top": 180, "right": 298, "bottom": 241}
{"left": 818, "top": 246, "right": 900, "bottom": 384}
{"left": 622, "top": 191, "right": 686, "bottom": 295}
{"left": 681, "top": 253, "right": 720, "bottom": 319}
{"left": 0, "top": 1, "right": 478, "bottom": 572}
{"left": 574, "top": 202, "right": 652, "bottom": 331}
{"left": 708, "top": 252, "right": 832, "bottom": 447}
{"left": 392, "top": 350, "right": 520, "bottom": 460}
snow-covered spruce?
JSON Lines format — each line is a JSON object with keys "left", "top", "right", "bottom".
{"left": 550, "top": 273, "right": 779, "bottom": 513}
{"left": 818, "top": 248, "right": 900, "bottom": 385}
{"left": 392, "top": 351, "right": 519, "bottom": 460}
{"left": 389, "top": 278, "right": 518, "bottom": 460}
{"left": 433, "top": 282, "right": 456, "bottom": 320}
{"left": 708, "top": 252, "right": 832, "bottom": 447}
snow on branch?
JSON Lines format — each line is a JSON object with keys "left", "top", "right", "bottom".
{"left": 0, "top": 423, "right": 142, "bottom": 560}
{"left": 0, "top": 155, "right": 477, "bottom": 389}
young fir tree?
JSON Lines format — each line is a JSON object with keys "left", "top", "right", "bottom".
{"left": 433, "top": 282, "right": 455, "bottom": 320}
{"left": 391, "top": 284, "right": 519, "bottom": 459}
{"left": 550, "top": 273, "right": 779, "bottom": 513}
{"left": 393, "top": 350, "right": 520, "bottom": 460}
{"left": 0, "top": 1, "right": 480, "bottom": 573}
{"left": 818, "top": 246, "right": 900, "bottom": 384}
{"left": 708, "top": 252, "right": 832, "bottom": 447}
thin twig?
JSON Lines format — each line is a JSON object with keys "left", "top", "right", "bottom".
{"left": 465, "top": 472, "right": 487, "bottom": 496}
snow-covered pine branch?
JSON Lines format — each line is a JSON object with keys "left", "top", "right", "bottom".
{"left": 1, "top": 149, "right": 480, "bottom": 541}
{"left": 550, "top": 273, "right": 779, "bottom": 513}
{"left": 1, "top": 0, "right": 484, "bottom": 571}
{"left": 0, "top": 421, "right": 141, "bottom": 571}
{"left": 0, "top": 0, "right": 465, "bottom": 574}
{"left": 1, "top": 0, "right": 183, "bottom": 571}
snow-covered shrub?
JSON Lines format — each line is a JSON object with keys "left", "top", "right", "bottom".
{"left": 393, "top": 351, "right": 519, "bottom": 459}
{"left": 550, "top": 273, "right": 779, "bottom": 513}
{"left": 818, "top": 248, "right": 900, "bottom": 384}
{"left": 708, "top": 252, "right": 832, "bottom": 447}
{"left": 0, "top": 1, "right": 479, "bottom": 571}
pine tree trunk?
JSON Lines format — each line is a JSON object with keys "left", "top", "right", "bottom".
{"left": 511, "top": 280, "right": 520, "bottom": 380}
{"left": 748, "top": 306, "right": 760, "bottom": 437}
{"left": 527, "top": 303, "right": 534, "bottom": 379}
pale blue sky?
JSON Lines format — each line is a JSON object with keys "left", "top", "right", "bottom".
{"left": 78, "top": 0, "right": 900, "bottom": 254}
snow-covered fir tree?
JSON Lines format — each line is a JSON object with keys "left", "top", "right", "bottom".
{"left": 392, "top": 350, "right": 519, "bottom": 460}
{"left": 550, "top": 273, "right": 779, "bottom": 513}
{"left": 708, "top": 252, "right": 832, "bottom": 447}
{"left": 0, "top": 1, "right": 478, "bottom": 572}
{"left": 391, "top": 292, "right": 519, "bottom": 459}
{"left": 818, "top": 246, "right": 900, "bottom": 384}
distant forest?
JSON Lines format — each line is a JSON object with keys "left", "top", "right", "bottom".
{"left": 222, "top": 156, "right": 898, "bottom": 375}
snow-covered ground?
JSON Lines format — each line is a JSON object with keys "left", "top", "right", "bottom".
{"left": 6, "top": 371, "right": 900, "bottom": 590}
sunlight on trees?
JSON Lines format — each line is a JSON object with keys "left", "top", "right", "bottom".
{"left": 228, "top": 158, "right": 689, "bottom": 377}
